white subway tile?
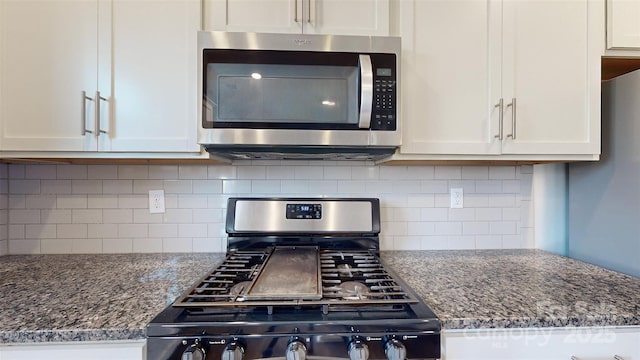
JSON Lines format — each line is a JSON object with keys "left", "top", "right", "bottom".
{"left": 520, "top": 175, "right": 533, "bottom": 201}
{"left": 464, "top": 194, "right": 489, "bottom": 207}
{"left": 88, "top": 224, "right": 118, "bottom": 238}
{"left": 462, "top": 222, "right": 489, "bottom": 235}
{"left": 178, "top": 195, "right": 208, "bottom": 209}
{"left": 88, "top": 195, "right": 118, "bottom": 209}
{"left": 145, "top": 165, "right": 177, "bottom": 179}
{"left": 163, "top": 238, "right": 192, "bottom": 252}
{"left": 0, "top": 240, "right": 7, "bottom": 256}
{"left": 164, "top": 180, "right": 193, "bottom": 194}
{"left": 41, "top": 239, "right": 72, "bottom": 254}
{"left": 208, "top": 222, "right": 226, "bottom": 238}
{"left": 57, "top": 224, "right": 88, "bottom": 238}
{"left": 461, "top": 166, "right": 489, "bottom": 180}
{"left": 323, "top": 166, "right": 351, "bottom": 180}
{"left": 351, "top": 166, "right": 379, "bottom": 180}
{"left": 407, "top": 194, "right": 434, "bottom": 207}
{"left": 9, "top": 225, "right": 25, "bottom": 239}
{"left": 434, "top": 166, "right": 461, "bottom": 180}
{"left": 392, "top": 207, "right": 421, "bottom": 222}
{"left": 192, "top": 180, "right": 223, "bottom": 194}
{"left": 149, "top": 224, "right": 178, "bottom": 238}
{"left": 379, "top": 166, "right": 408, "bottom": 180}
{"left": 133, "top": 238, "right": 163, "bottom": 253}
{"left": 133, "top": 209, "right": 164, "bottom": 224}
{"left": 489, "top": 166, "right": 516, "bottom": 179}
{"left": 9, "top": 180, "right": 40, "bottom": 194}
{"left": 26, "top": 224, "right": 56, "bottom": 239}
{"left": 409, "top": 166, "right": 435, "bottom": 180}
{"left": 434, "top": 194, "right": 450, "bottom": 207}
{"left": 476, "top": 180, "right": 502, "bottom": 193}
{"left": 119, "top": 165, "right": 148, "bottom": 179}
{"left": 9, "top": 209, "right": 41, "bottom": 224}
{"left": 193, "top": 209, "right": 223, "bottom": 224}
{"left": 193, "top": 238, "right": 225, "bottom": 253}
{"left": 381, "top": 221, "right": 407, "bottom": 236}
{"left": 165, "top": 194, "right": 179, "bottom": 209}
{"left": 434, "top": 222, "right": 462, "bottom": 235}
{"left": 208, "top": 165, "right": 237, "bottom": 180}
{"left": 393, "top": 236, "right": 422, "bottom": 250}
{"left": 9, "top": 195, "right": 26, "bottom": 209}
{"left": 163, "top": 209, "right": 193, "bottom": 223}
{"left": 488, "top": 194, "right": 516, "bottom": 208}
{"left": 25, "top": 165, "right": 57, "bottom": 179}
{"left": 179, "top": 224, "right": 208, "bottom": 238}
{"left": 41, "top": 209, "right": 72, "bottom": 224}
{"left": 9, "top": 165, "right": 25, "bottom": 179}
{"left": 502, "top": 207, "right": 521, "bottom": 221}
{"left": 132, "top": 180, "right": 163, "bottom": 194}
{"left": 57, "top": 165, "right": 87, "bottom": 179}
{"left": 475, "top": 208, "right": 502, "bottom": 221}
{"left": 72, "top": 238, "right": 102, "bottom": 253}
{"left": 337, "top": 181, "right": 367, "bottom": 194}
{"left": 447, "top": 236, "right": 476, "bottom": 250}
{"left": 475, "top": 235, "right": 503, "bottom": 249}
{"left": 88, "top": 165, "right": 118, "bottom": 180}
{"left": 103, "top": 209, "right": 133, "bottom": 223}
{"left": 223, "top": 180, "right": 251, "bottom": 194}
{"left": 24, "top": 195, "right": 56, "bottom": 209}
{"left": 521, "top": 200, "right": 533, "bottom": 228}
{"left": 41, "top": 180, "right": 72, "bottom": 195}
{"left": 502, "top": 180, "right": 521, "bottom": 193}
{"left": 207, "top": 195, "right": 228, "bottom": 209}
{"left": 307, "top": 180, "right": 337, "bottom": 194}
{"left": 379, "top": 235, "right": 393, "bottom": 251}
{"left": 118, "top": 195, "right": 147, "bottom": 209}
{"left": 72, "top": 180, "right": 102, "bottom": 194}
{"left": 421, "top": 236, "right": 448, "bottom": 250}
{"left": 238, "top": 166, "right": 266, "bottom": 179}
{"left": 266, "top": 166, "right": 295, "bottom": 179}
{"left": 57, "top": 195, "right": 88, "bottom": 209}
{"left": 502, "top": 234, "right": 525, "bottom": 249}
{"left": 447, "top": 180, "right": 476, "bottom": 193}
{"left": 281, "top": 180, "right": 310, "bottom": 194}
{"left": 179, "top": 165, "right": 208, "bottom": 180}
{"left": 9, "top": 239, "right": 40, "bottom": 254}
{"left": 520, "top": 165, "right": 533, "bottom": 174}
{"left": 251, "top": 180, "right": 281, "bottom": 194}
{"left": 294, "top": 166, "right": 323, "bottom": 180}
{"left": 407, "top": 222, "right": 435, "bottom": 236}
{"left": 420, "top": 208, "right": 448, "bottom": 221}
{"left": 421, "top": 180, "right": 448, "bottom": 193}
{"left": 490, "top": 221, "right": 517, "bottom": 235}
{"left": 379, "top": 194, "right": 408, "bottom": 208}
{"left": 103, "top": 238, "right": 133, "bottom": 253}
{"left": 449, "top": 208, "right": 476, "bottom": 221}
{"left": 118, "top": 224, "right": 148, "bottom": 238}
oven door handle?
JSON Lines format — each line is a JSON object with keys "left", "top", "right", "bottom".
{"left": 358, "top": 54, "right": 373, "bottom": 129}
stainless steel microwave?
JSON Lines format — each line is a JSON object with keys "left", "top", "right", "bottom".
{"left": 197, "top": 31, "right": 401, "bottom": 161}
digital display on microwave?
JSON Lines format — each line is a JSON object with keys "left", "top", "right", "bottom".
{"left": 377, "top": 68, "right": 392, "bottom": 77}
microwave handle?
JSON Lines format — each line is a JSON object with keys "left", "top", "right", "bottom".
{"left": 358, "top": 54, "right": 373, "bottom": 129}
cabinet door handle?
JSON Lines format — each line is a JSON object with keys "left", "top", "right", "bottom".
{"left": 95, "top": 91, "right": 108, "bottom": 135}
{"left": 307, "top": 0, "right": 312, "bottom": 23}
{"left": 505, "top": 98, "right": 516, "bottom": 140}
{"left": 81, "top": 91, "right": 94, "bottom": 135}
{"left": 570, "top": 357, "right": 578, "bottom": 360}
{"left": 294, "top": 0, "right": 299, "bottom": 22}
{"left": 494, "top": 98, "right": 504, "bottom": 140}
{"left": 614, "top": 356, "right": 624, "bottom": 360}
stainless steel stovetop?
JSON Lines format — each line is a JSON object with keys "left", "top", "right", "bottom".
{"left": 147, "top": 198, "right": 441, "bottom": 360}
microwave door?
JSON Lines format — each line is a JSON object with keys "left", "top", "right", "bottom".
{"left": 358, "top": 54, "right": 373, "bottom": 129}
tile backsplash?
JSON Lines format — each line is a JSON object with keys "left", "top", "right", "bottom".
{"left": 3, "top": 162, "right": 533, "bottom": 254}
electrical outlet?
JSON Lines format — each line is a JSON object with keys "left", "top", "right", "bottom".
{"left": 450, "top": 188, "right": 463, "bottom": 209}
{"left": 149, "top": 190, "right": 165, "bottom": 214}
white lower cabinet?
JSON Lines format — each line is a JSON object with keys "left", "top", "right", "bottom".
{"left": 444, "top": 327, "right": 640, "bottom": 360}
{"left": 0, "top": 340, "right": 146, "bottom": 360}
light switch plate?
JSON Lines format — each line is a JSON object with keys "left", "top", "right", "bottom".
{"left": 149, "top": 190, "right": 165, "bottom": 214}
{"left": 450, "top": 188, "right": 463, "bottom": 209}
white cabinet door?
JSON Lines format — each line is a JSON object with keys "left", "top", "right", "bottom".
{"left": 98, "top": 0, "right": 201, "bottom": 153}
{"left": 398, "top": 0, "right": 600, "bottom": 159}
{"left": 607, "top": 0, "right": 640, "bottom": 49}
{"left": 203, "top": 0, "right": 388, "bottom": 35}
{"left": 398, "top": 0, "right": 501, "bottom": 155}
{"left": 500, "top": 0, "right": 601, "bottom": 156}
{"left": 0, "top": 0, "right": 99, "bottom": 152}
{"left": 444, "top": 327, "right": 640, "bottom": 360}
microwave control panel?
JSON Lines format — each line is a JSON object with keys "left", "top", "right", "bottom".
{"left": 371, "top": 57, "right": 397, "bottom": 131}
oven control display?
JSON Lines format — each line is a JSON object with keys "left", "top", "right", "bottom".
{"left": 286, "top": 203, "right": 322, "bottom": 219}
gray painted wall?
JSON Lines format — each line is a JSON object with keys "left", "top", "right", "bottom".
{"left": 568, "top": 69, "right": 640, "bottom": 278}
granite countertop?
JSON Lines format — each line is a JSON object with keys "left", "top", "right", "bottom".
{"left": 1, "top": 250, "right": 639, "bottom": 344}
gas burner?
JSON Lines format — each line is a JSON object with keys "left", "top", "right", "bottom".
{"left": 230, "top": 281, "right": 252, "bottom": 295}
{"left": 325, "top": 281, "right": 371, "bottom": 300}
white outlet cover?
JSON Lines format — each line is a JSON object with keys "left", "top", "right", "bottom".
{"left": 450, "top": 188, "right": 463, "bottom": 209}
{"left": 149, "top": 190, "right": 165, "bottom": 214}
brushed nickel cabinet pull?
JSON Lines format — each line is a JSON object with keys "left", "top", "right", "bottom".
{"left": 494, "top": 98, "right": 504, "bottom": 140}
{"left": 294, "top": 0, "right": 299, "bottom": 22}
{"left": 81, "top": 91, "right": 94, "bottom": 135}
{"left": 614, "top": 355, "right": 624, "bottom": 360}
{"left": 95, "top": 91, "right": 108, "bottom": 135}
{"left": 506, "top": 98, "right": 516, "bottom": 139}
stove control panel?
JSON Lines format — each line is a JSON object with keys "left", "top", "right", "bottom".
{"left": 286, "top": 203, "right": 322, "bottom": 220}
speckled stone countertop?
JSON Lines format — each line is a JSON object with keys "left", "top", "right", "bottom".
{"left": 1, "top": 250, "right": 639, "bottom": 344}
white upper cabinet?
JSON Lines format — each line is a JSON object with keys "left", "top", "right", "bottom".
{"left": 398, "top": 0, "right": 601, "bottom": 160}
{"left": 203, "top": 0, "right": 389, "bottom": 36}
{"left": 607, "top": 0, "right": 640, "bottom": 50}
{"left": 0, "top": 0, "right": 202, "bottom": 154}
{"left": 0, "top": 0, "right": 99, "bottom": 152}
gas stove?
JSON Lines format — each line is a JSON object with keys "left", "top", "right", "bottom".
{"left": 147, "top": 198, "right": 441, "bottom": 360}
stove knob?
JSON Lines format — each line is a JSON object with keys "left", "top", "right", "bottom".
{"left": 182, "top": 339, "right": 206, "bottom": 360}
{"left": 221, "top": 341, "right": 244, "bottom": 360}
{"left": 286, "top": 340, "right": 307, "bottom": 360}
{"left": 348, "top": 338, "right": 370, "bottom": 360}
{"left": 384, "top": 339, "right": 407, "bottom": 360}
